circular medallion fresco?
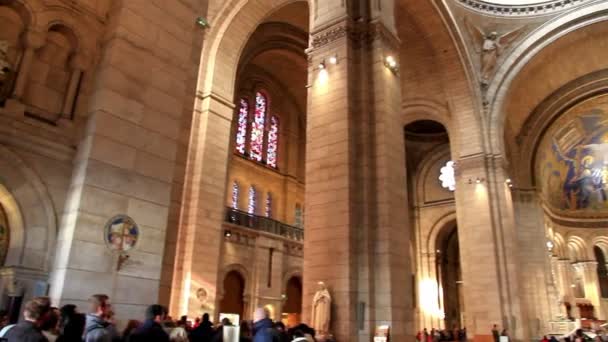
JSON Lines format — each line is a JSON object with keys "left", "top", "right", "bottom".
{"left": 105, "top": 215, "right": 139, "bottom": 252}
{"left": 535, "top": 94, "right": 608, "bottom": 218}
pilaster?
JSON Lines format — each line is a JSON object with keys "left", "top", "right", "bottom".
{"left": 454, "top": 154, "right": 527, "bottom": 342}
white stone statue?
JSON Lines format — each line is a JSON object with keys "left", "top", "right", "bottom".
{"left": 464, "top": 21, "right": 523, "bottom": 87}
{"left": 311, "top": 281, "right": 331, "bottom": 335}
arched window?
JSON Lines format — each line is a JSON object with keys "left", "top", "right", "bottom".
{"left": 232, "top": 181, "right": 239, "bottom": 209}
{"left": 233, "top": 91, "right": 280, "bottom": 168}
{"left": 265, "top": 192, "right": 272, "bottom": 218}
{"left": 248, "top": 186, "right": 256, "bottom": 214}
{"left": 594, "top": 246, "right": 608, "bottom": 298}
{"left": 235, "top": 99, "right": 249, "bottom": 154}
{"left": 250, "top": 92, "right": 267, "bottom": 162}
{"left": 267, "top": 115, "right": 279, "bottom": 168}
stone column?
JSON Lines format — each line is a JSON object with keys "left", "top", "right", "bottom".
{"left": 511, "top": 189, "right": 553, "bottom": 336}
{"left": 553, "top": 259, "right": 572, "bottom": 315}
{"left": 12, "top": 30, "right": 46, "bottom": 100}
{"left": 454, "top": 155, "right": 527, "bottom": 342}
{"left": 48, "top": 1, "right": 204, "bottom": 322}
{"left": 60, "top": 53, "right": 89, "bottom": 120}
{"left": 303, "top": 14, "right": 410, "bottom": 342}
{"left": 575, "top": 261, "right": 602, "bottom": 317}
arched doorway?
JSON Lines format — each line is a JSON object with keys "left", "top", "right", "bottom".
{"left": 436, "top": 224, "right": 462, "bottom": 330}
{"left": 594, "top": 246, "right": 608, "bottom": 299}
{"left": 0, "top": 204, "right": 9, "bottom": 266}
{"left": 218, "top": 271, "right": 245, "bottom": 318}
{"left": 282, "top": 276, "right": 302, "bottom": 327}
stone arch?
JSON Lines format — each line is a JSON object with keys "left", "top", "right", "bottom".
{"left": 553, "top": 231, "right": 567, "bottom": 259}
{"left": 401, "top": 99, "right": 453, "bottom": 140}
{"left": 426, "top": 212, "right": 458, "bottom": 257}
{"left": 567, "top": 236, "right": 588, "bottom": 262}
{"left": 36, "top": 9, "right": 97, "bottom": 54}
{"left": 197, "top": 0, "right": 311, "bottom": 103}
{"left": 0, "top": 145, "right": 57, "bottom": 271}
{"left": 282, "top": 267, "right": 302, "bottom": 293}
{"left": 487, "top": 2, "right": 608, "bottom": 157}
{"left": 218, "top": 263, "right": 251, "bottom": 299}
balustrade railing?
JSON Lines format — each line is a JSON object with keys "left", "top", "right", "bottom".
{"left": 224, "top": 207, "right": 304, "bottom": 242}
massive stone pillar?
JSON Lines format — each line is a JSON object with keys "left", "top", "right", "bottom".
{"left": 454, "top": 155, "right": 527, "bottom": 342}
{"left": 303, "top": 1, "right": 411, "bottom": 340}
{"left": 511, "top": 189, "right": 555, "bottom": 336}
{"left": 49, "top": 0, "right": 204, "bottom": 321}
{"left": 575, "top": 261, "right": 602, "bottom": 318}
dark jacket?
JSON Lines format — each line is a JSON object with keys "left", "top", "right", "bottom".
{"left": 190, "top": 320, "right": 215, "bottom": 342}
{"left": 4, "top": 320, "right": 48, "bottom": 342}
{"left": 252, "top": 319, "right": 278, "bottom": 342}
{"left": 129, "top": 320, "right": 169, "bottom": 342}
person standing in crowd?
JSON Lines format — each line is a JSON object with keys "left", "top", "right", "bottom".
{"left": 56, "top": 305, "right": 86, "bottom": 342}
{"left": 291, "top": 330, "right": 308, "bottom": 342}
{"left": 252, "top": 308, "right": 278, "bottom": 342}
{"left": 5, "top": 296, "right": 51, "bottom": 342}
{"left": 240, "top": 320, "right": 252, "bottom": 342}
{"left": 274, "top": 322, "right": 289, "bottom": 342}
{"left": 492, "top": 325, "right": 500, "bottom": 342}
{"left": 84, "top": 294, "right": 113, "bottom": 342}
{"left": 129, "top": 304, "right": 170, "bottom": 342}
{"left": 41, "top": 307, "right": 60, "bottom": 341}
{"left": 190, "top": 313, "right": 214, "bottom": 342}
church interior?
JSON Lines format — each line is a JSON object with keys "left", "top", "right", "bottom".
{"left": 1, "top": 0, "right": 608, "bottom": 341}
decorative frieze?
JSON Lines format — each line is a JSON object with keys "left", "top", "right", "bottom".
{"left": 309, "top": 20, "right": 399, "bottom": 51}
{"left": 457, "top": 0, "right": 589, "bottom": 16}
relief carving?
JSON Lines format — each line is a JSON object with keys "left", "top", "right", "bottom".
{"left": 0, "top": 41, "right": 14, "bottom": 105}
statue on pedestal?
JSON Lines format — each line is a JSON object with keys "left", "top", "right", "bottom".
{"left": 0, "top": 41, "right": 14, "bottom": 105}
{"left": 312, "top": 282, "right": 331, "bottom": 337}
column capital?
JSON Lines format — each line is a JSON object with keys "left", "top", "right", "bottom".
{"left": 21, "top": 30, "right": 46, "bottom": 49}
{"left": 572, "top": 261, "right": 598, "bottom": 270}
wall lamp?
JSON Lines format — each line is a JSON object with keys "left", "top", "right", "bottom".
{"left": 224, "top": 230, "right": 232, "bottom": 238}
{"left": 467, "top": 177, "right": 485, "bottom": 184}
{"left": 384, "top": 55, "right": 399, "bottom": 74}
{"left": 196, "top": 17, "right": 209, "bottom": 29}
{"left": 505, "top": 178, "right": 513, "bottom": 188}
{"left": 318, "top": 54, "right": 339, "bottom": 71}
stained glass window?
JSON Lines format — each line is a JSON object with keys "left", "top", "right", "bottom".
{"left": 267, "top": 115, "right": 279, "bottom": 168}
{"left": 235, "top": 99, "right": 249, "bottom": 154}
{"left": 248, "top": 186, "right": 256, "bottom": 214}
{"left": 265, "top": 193, "right": 272, "bottom": 218}
{"left": 250, "top": 92, "right": 267, "bottom": 162}
{"left": 232, "top": 181, "right": 239, "bottom": 209}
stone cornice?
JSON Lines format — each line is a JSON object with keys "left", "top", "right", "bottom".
{"left": 309, "top": 20, "right": 399, "bottom": 51}
{"left": 457, "top": 0, "right": 590, "bottom": 16}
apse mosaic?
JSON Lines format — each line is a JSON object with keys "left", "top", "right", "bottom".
{"left": 536, "top": 94, "right": 608, "bottom": 216}
{"left": 104, "top": 215, "right": 139, "bottom": 252}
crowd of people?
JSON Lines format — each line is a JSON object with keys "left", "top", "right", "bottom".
{"left": 0, "top": 294, "right": 320, "bottom": 342}
{"left": 416, "top": 327, "right": 468, "bottom": 342}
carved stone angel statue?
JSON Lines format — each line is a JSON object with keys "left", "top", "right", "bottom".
{"left": 465, "top": 21, "right": 524, "bottom": 87}
{"left": 0, "top": 41, "right": 13, "bottom": 104}
{"left": 312, "top": 281, "right": 331, "bottom": 336}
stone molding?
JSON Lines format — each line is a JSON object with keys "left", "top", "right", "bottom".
{"left": 309, "top": 20, "right": 399, "bottom": 51}
{"left": 457, "top": 0, "right": 590, "bottom": 16}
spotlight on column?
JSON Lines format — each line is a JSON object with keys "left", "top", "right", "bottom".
{"left": 318, "top": 61, "right": 326, "bottom": 70}
{"left": 224, "top": 230, "right": 232, "bottom": 238}
{"left": 329, "top": 55, "right": 338, "bottom": 65}
{"left": 505, "top": 178, "right": 513, "bottom": 188}
{"left": 384, "top": 55, "right": 399, "bottom": 73}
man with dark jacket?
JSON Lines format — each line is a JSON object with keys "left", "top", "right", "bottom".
{"left": 190, "top": 313, "right": 215, "bottom": 342}
{"left": 252, "top": 308, "right": 278, "bottom": 342}
{"left": 129, "top": 304, "right": 169, "bottom": 342}
{"left": 5, "top": 296, "right": 51, "bottom": 342}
